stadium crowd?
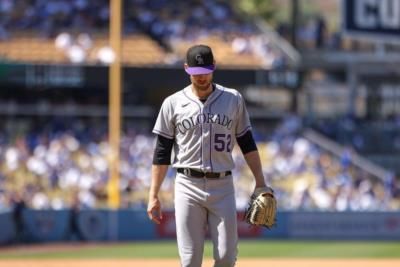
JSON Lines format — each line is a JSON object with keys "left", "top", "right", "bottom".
{"left": 1, "top": 116, "right": 399, "bottom": 212}
{"left": 0, "top": 0, "right": 266, "bottom": 42}
{"left": 257, "top": 116, "right": 400, "bottom": 211}
{"left": 0, "top": 0, "right": 287, "bottom": 68}
{"left": 0, "top": 0, "right": 110, "bottom": 38}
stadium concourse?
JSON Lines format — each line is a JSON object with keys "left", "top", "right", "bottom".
{"left": 0, "top": 116, "right": 399, "bottom": 212}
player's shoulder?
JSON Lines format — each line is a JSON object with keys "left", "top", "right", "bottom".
{"left": 215, "top": 84, "right": 243, "bottom": 98}
{"left": 162, "top": 86, "right": 190, "bottom": 105}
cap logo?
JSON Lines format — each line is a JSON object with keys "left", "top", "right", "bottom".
{"left": 195, "top": 54, "right": 204, "bottom": 65}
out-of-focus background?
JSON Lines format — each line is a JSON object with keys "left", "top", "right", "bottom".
{"left": 0, "top": 0, "right": 400, "bottom": 250}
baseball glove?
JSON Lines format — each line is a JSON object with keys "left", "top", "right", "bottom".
{"left": 244, "top": 186, "right": 277, "bottom": 228}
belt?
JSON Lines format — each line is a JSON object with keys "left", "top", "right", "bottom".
{"left": 177, "top": 168, "right": 232, "bottom": 179}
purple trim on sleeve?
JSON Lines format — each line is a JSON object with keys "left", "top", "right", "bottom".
{"left": 236, "top": 126, "right": 252, "bottom": 138}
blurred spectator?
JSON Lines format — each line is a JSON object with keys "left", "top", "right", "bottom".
{"left": 69, "top": 191, "right": 84, "bottom": 241}
{"left": 66, "top": 44, "right": 86, "bottom": 64}
{"left": 0, "top": 24, "right": 8, "bottom": 40}
{"left": 10, "top": 191, "right": 26, "bottom": 243}
{"left": 315, "top": 15, "right": 327, "bottom": 49}
{"left": 231, "top": 35, "right": 251, "bottom": 54}
{"left": 96, "top": 46, "right": 115, "bottom": 65}
{"left": 54, "top": 32, "right": 73, "bottom": 50}
{"left": 76, "top": 33, "right": 93, "bottom": 50}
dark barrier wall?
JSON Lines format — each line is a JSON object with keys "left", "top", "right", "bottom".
{"left": 117, "top": 209, "right": 157, "bottom": 240}
{"left": 0, "top": 63, "right": 302, "bottom": 90}
{"left": 0, "top": 211, "right": 16, "bottom": 244}
{"left": 22, "top": 209, "right": 71, "bottom": 242}
{"left": 1, "top": 210, "right": 400, "bottom": 244}
{"left": 75, "top": 210, "right": 109, "bottom": 241}
{"left": 0, "top": 63, "right": 302, "bottom": 111}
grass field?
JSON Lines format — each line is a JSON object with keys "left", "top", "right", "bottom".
{"left": 1, "top": 241, "right": 399, "bottom": 267}
{"left": 0, "top": 240, "right": 400, "bottom": 259}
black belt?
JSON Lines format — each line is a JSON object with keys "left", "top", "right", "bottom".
{"left": 177, "top": 168, "right": 232, "bottom": 179}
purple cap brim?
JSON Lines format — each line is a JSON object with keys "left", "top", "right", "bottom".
{"left": 185, "top": 65, "right": 215, "bottom": 75}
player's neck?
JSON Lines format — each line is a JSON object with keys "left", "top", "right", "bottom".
{"left": 191, "top": 83, "right": 214, "bottom": 100}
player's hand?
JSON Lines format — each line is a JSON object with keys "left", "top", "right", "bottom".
{"left": 147, "top": 196, "right": 163, "bottom": 224}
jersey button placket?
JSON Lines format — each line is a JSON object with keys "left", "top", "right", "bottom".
{"left": 199, "top": 107, "right": 207, "bottom": 172}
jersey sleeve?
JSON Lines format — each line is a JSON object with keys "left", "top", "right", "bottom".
{"left": 235, "top": 92, "right": 252, "bottom": 138}
{"left": 153, "top": 97, "right": 175, "bottom": 139}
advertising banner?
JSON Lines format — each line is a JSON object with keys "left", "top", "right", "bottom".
{"left": 343, "top": 0, "right": 400, "bottom": 41}
{"left": 23, "top": 209, "right": 70, "bottom": 242}
{"left": 290, "top": 212, "right": 400, "bottom": 239}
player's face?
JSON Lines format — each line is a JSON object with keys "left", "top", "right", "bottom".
{"left": 190, "top": 73, "right": 213, "bottom": 92}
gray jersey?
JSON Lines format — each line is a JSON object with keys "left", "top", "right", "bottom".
{"left": 153, "top": 83, "right": 251, "bottom": 172}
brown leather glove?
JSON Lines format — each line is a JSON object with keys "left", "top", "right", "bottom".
{"left": 244, "top": 186, "right": 277, "bottom": 229}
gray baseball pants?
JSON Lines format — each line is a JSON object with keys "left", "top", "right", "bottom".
{"left": 174, "top": 173, "right": 238, "bottom": 267}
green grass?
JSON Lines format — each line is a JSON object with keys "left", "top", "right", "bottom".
{"left": 236, "top": 240, "right": 400, "bottom": 258}
{"left": 0, "top": 240, "right": 400, "bottom": 259}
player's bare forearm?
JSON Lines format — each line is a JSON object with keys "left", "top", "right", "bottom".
{"left": 243, "top": 150, "right": 267, "bottom": 188}
{"left": 149, "top": 164, "right": 169, "bottom": 197}
{"left": 147, "top": 164, "right": 169, "bottom": 224}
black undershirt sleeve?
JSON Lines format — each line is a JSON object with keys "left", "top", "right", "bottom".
{"left": 236, "top": 130, "right": 258, "bottom": 155}
{"left": 152, "top": 134, "right": 174, "bottom": 165}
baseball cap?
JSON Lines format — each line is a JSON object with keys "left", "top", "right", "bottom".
{"left": 185, "top": 44, "right": 215, "bottom": 75}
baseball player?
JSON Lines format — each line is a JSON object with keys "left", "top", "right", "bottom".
{"left": 147, "top": 44, "right": 268, "bottom": 267}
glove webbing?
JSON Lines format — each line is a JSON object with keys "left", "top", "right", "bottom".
{"left": 245, "top": 192, "right": 276, "bottom": 228}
